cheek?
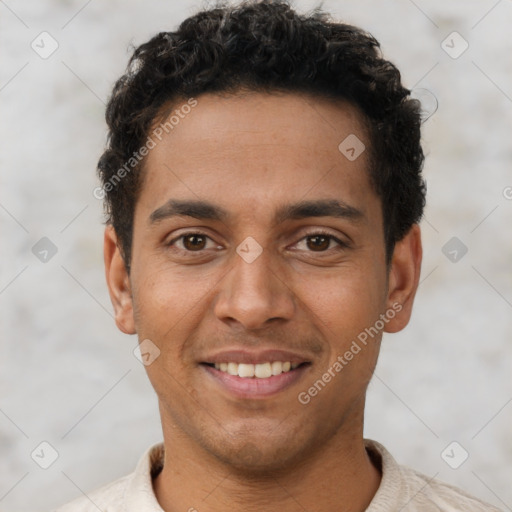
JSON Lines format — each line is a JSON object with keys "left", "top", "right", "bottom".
{"left": 131, "top": 263, "right": 217, "bottom": 350}
{"left": 299, "top": 264, "right": 386, "bottom": 337}
{"left": 289, "top": 274, "right": 383, "bottom": 418}
{"left": 130, "top": 269, "right": 203, "bottom": 394}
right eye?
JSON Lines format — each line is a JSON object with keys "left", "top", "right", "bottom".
{"left": 168, "top": 232, "right": 213, "bottom": 252}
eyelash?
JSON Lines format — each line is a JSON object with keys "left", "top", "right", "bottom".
{"left": 167, "top": 230, "right": 349, "bottom": 254}
{"left": 294, "top": 230, "right": 349, "bottom": 251}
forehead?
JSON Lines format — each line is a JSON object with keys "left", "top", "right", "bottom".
{"left": 137, "top": 91, "right": 376, "bottom": 222}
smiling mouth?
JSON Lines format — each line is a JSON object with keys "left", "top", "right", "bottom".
{"left": 202, "top": 361, "right": 310, "bottom": 378}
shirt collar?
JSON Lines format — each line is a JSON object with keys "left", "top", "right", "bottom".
{"left": 364, "top": 439, "right": 403, "bottom": 511}
{"left": 121, "top": 439, "right": 401, "bottom": 511}
{"left": 123, "top": 442, "right": 165, "bottom": 511}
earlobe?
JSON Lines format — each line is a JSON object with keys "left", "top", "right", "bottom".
{"left": 384, "top": 224, "right": 422, "bottom": 333}
{"left": 104, "top": 226, "right": 136, "bottom": 335}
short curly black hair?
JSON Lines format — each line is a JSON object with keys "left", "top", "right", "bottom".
{"left": 98, "top": 0, "right": 425, "bottom": 268}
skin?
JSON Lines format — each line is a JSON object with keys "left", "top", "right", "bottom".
{"left": 104, "top": 91, "right": 422, "bottom": 512}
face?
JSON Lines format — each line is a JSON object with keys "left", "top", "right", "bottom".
{"left": 105, "top": 91, "right": 421, "bottom": 472}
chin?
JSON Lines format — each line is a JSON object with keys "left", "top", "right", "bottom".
{"left": 201, "top": 427, "right": 312, "bottom": 476}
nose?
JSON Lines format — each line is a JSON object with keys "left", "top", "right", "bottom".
{"left": 213, "top": 246, "right": 295, "bottom": 331}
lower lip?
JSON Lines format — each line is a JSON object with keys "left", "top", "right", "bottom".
{"left": 201, "top": 364, "right": 310, "bottom": 399}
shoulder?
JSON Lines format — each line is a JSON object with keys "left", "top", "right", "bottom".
{"left": 52, "top": 473, "right": 130, "bottom": 512}
{"left": 399, "top": 464, "right": 503, "bottom": 511}
{"left": 365, "top": 439, "right": 502, "bottom": 512}
{"left": 51, "top": 442, "right": 164, "bottom": 512}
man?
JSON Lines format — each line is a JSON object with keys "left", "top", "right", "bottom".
{"left": 55, "top": 1, "right": 501, "bottom": 510}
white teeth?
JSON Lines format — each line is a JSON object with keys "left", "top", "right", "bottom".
{"left": 227, "top": 362, "right": 238, "bottom": 376}
{"left": 254, "top": 362, "right": 272, "bottom": 378}
{"left": 212, "top": 361, "right": 301, "bottom": 378}
{"left": 271, "top": 361, "right": 282, "bottom": 376}
{"left": 238, "top": 363, "right": 255, "bottom": 378}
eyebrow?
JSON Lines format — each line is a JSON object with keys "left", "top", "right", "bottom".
{"left": 149, "top": 198, "right": 364, "bottom": 225}
{"left": 149, "top": 199, "right": 229, "bottom": 224}
{"left": 273, "top": 199, "right": 364, "bottom": 225}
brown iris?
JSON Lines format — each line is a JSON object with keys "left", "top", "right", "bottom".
{"left": 306, "top": 235, "right": 330, "bottom": 251}
{"left": 183, "top": 234, "right": 207, "bottom": 251}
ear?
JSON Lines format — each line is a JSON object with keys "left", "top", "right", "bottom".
{"left": 104, "top": 225, "right": 136, "bottom": 335}
{"left": 384, "top": 224, "right": 422, "bottom": 333}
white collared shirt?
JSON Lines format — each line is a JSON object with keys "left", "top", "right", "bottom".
{"left": 53, "top": 439, "right": 502, "bottom": 511}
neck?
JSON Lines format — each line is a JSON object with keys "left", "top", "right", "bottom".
{"left": 153, "top": 417, "right": 381, "bottom": 512}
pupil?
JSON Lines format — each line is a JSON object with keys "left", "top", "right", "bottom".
{"left": 307, "top": 235, "right": 329, "bottom": 251}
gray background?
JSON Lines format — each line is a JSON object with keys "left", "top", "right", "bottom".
{"left": 1, "top": 0, "right": 511, "bottom": 510}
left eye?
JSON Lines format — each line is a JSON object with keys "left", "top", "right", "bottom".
{"left": 295, "top": 233, "right": 345, "bottom": 252}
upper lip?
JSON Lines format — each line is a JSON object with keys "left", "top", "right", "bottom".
{"left": 201, "top": 348, "right": 312, "bottom": 365}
